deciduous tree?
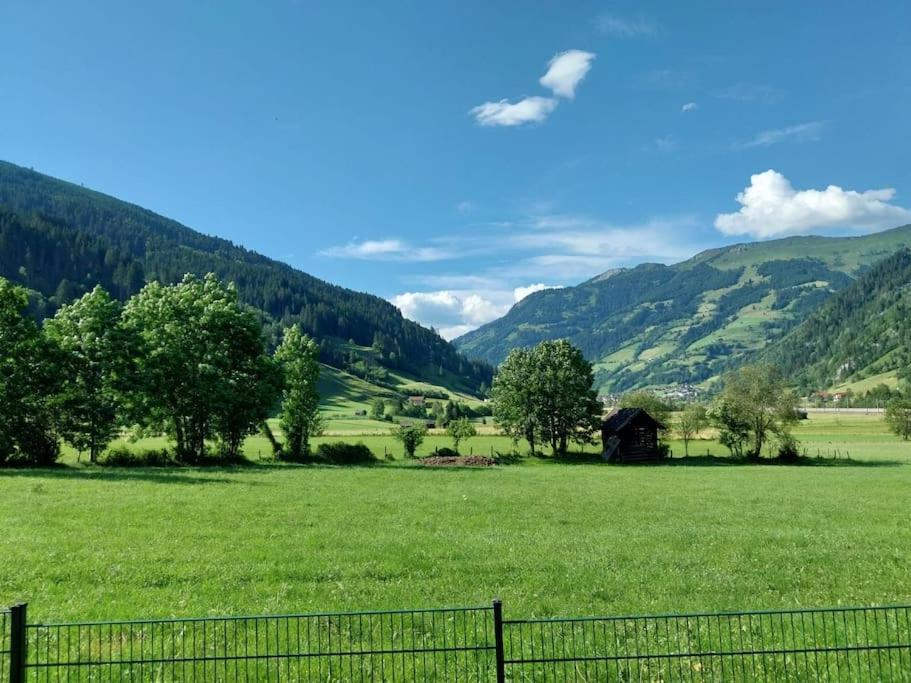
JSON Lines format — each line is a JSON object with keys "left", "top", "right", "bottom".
{"left": 275, "top": 326, "right": 323, "bottom": 460}
{"left": 44, "top": 286, "right": 131, "bottom": 462}
{"left": 676, "top": 404, "right": 708, "bottom": 456}
{"left": 392, "top": 423, "right": 427, "bottom": 458}
{"left": 446, "top": 417, "right": 477, "bottom": 453}
{"left": 0, "top": 278, "right": 60, "bottom": 465}
{"left": 885, "top": 398, "right": 911, "bottom": 440}
{"left": 711, "top": 364, "right": 799, "bottom": 459}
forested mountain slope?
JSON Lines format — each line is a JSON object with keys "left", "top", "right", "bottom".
{"left": 455, "top": 226, "right": 911, "bottom": 392}
{"left": 0, "top": 160, "right": 491, "bottom": 394}
{"left": 761, "top": 248, "right": 911, "bottom": 393}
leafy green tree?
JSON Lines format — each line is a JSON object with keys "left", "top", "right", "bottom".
{"left": 885, "top": 398, "right": 911, "bottom": 440}
{"left": 491, "top": 347, "right": 541, "bottom": 454}
{"left": 676, "top": 403, "right": 708, "bottom": 456}
{"left": 370, "top": 397, "right": 385, "bottom": 420}
{"left": 0, "top": 278, "right": 60, "bottom": 465}
{"left": 392, "top": 423, "right": 427, "bottom": 458}
{"left": 122, "top": 274, "right": 279, "bottom": 462}
{"left": 492, "top": 340, "right": 601, "bottom": 456}
{"left": 618, "top": 390, "right": 672, "bottom": 429}
{"left": 532, "top": 340, "right": 602, "bottom": 455}
{"left": 275, "top": 326, "right": 323, "bottom": 460}
{"left": 446, "top": 417, "right": 477, "bottom": 453}
{"left": 432, "top": 401, "right": 446, "bottom": 428}
{"left": 44, "top": 286, "right": 131, "bottom": 462}
{"left": 711, "top": 364, "right": 799, "bottom": 458}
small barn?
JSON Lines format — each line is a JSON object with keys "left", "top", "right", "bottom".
{"left": 601, "top": 408, "right": 665, "bottom": 463}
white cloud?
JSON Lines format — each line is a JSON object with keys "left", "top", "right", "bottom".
{"left": 391, "top": 281, "right": 565, "bottom": 339}
{"left": 321, "top": 239, "right": 451, "bottom": 262}
{"left": 715, "top": 170, "right": 911, "bottom": 239}
{"left": 539, "top": 50, "right": 596, "bottom": 99}
{"left": 470, "top": 96, "right": 559, "bottom": 127}
{"left": 513, "top": 283, "right": 561, "bottom": 302}
{"left": 597, "top": 13, "right": 657, "bottom": 37}
{"left": 681, "top": 101, "right": 698, "bottom": 113}
{"left": 734, "top": 121, "right": 825, "bottom": 149}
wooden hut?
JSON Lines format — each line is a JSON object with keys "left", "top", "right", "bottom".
{"left": 601, "top": 408, "right": 665, "bottom": 463}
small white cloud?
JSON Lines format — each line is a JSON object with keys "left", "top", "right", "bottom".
{"left": 539, "top": 50, "right": 596, "bottom": 99}
{"left": 456, "top": 200, "right": 475, "bottom": 214}
{"left": 681, "top": 101, "right": 698, "bottom": 113}
{"left": 470, "top": 96, "right": 559, "bottom": 127}
{"left": 597, "top": 13, "right": 657, "bottom": 37}
{"left": 321, "top": 239, "right": 451, "bottom": 262}
{"left": 734, "top": 121, "right": 825, "bottom": 149}
{"left": 715, "top": 170, "right": 911, "bottom": 238}
{"left": 513, "top": 283, "right": 561, "bottom": 302}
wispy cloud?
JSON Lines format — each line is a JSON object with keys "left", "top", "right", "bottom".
{"left": 320, "top": 239, "right": 451, "bottom": 262}
{"left": 470, "top": 49, "right": 595, "bottom": 127}
{"left": 714, "top": 83, "right": 784, "bottom": 103}
{"left": 681, "top": 101, "right": 698, "bottom": 113}
{"left": 470, "top": 96, "right": 558, "bottom": 127}
{"left": 539, "top": 50, "right": 596, "bottom": 99}
{"left": 733, "top": 121, "right": 825, "bottom": 149}
{"left": 642, "top": 134, "right": 678, "bottom": 154}
{"left": 597, "top": 12, "right": 658, "bottom": 37}
{"left": 715, "top": 169, "right": 911, "bottom": 238}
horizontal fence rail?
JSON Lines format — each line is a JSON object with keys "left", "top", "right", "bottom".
{"left": 502, "top": 604, "right": 911, "bottom": 682}
{"left": 22, "top": 606, "right": 496, "bottom": 682}
{"left": 4, "top": 601, "right": 911, "bottom": 681}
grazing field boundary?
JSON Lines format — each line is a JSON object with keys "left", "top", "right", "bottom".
{"left": 3, "top": 601, "right": 910, "bottom": 681}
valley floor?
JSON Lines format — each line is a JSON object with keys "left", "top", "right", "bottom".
{"left": 1, "top": 414, "right": 909, "bottom": 623}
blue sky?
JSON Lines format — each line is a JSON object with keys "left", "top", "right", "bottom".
{"left": 2, "top": 1, "right": 910, "bottom": 338}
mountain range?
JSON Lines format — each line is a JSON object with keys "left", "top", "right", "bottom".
{"left": 455, "top": 225, "right": 911, "bottom": 393}
{"left": 0, "top": 160, "right": 491, "bottom": 397}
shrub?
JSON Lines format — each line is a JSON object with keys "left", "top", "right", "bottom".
{"left": 430, "top": 447, "right": 460, "bottom": 458}
{"left": 101, "top": 446, "right": 174, "bottom": 467}
{"left": 316, "top": 441, "right": 375, "bottom": 464}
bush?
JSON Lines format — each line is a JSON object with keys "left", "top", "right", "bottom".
{"left": 316, "top": 441, "right": 375, "bottom": 464}
{"left": 777, "top": 434, "right": 801, "bottom": 462}
{"left": 101, "top": 446, "right": 174, "bottom": 467}
{"left": 430, "top": 446, "right": 460, "bottom": 457}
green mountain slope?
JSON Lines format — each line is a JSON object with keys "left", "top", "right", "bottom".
{"left": 455, "top": 226, "right": 911, "bottom": 392}
{"left": 761, "top": 248, "right": 911, "bottom": 392}
{"left": 0, "top": 160, "right": 491, "bottom": 395}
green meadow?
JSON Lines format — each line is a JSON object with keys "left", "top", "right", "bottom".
{"left": 1, "top": 413, "right": 909, "bottom": 624}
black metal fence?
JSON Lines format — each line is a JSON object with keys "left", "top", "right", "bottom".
{"left": 0, "top": 608, "right": 10, "bottom": 683}
{"left": 4, "top": 601, "right": 911, "bottom": 681}
{"left": 502, "top": 605, "right": 911, "bottom": 682}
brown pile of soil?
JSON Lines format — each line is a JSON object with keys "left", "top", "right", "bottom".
{"left": 420, "top": 455, "right": 497, "bottom": 467}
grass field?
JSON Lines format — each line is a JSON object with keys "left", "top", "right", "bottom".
{"left": 2, "top": 414, "right": 909, "bottom": 624}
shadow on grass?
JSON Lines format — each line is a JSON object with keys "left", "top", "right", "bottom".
{"left": 531, "top": 453, "right": 905, "bottom": 468}
{"left": 643, "top": 455, "right": 902, "bottom": 468}
{"left": 0, "top": 465, "right": 254, "bottom": 485}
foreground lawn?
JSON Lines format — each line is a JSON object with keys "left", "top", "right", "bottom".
{"left": 2, "top": 438, "right": 910, "bottom": 623}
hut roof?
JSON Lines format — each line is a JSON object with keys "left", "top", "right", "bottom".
{"left": 602, "top": 407, "right": 665, "bottom": 432}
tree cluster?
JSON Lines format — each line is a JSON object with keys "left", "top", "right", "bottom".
{"left": 0, "top": 273, "right": 322, "bottom": 465}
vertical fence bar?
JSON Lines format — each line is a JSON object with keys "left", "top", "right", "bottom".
{"left": 8, "top": 604, "right": 26, "bottom": 683}
{"left": 493, "top": 599, "right": 505, "bottom": 683}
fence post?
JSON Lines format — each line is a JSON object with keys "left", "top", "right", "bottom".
{"left": 10, "top": 603, "right": 26, "bottom": 683}
{"left": 493, "top": 599, "right": 505, "bottom": 683}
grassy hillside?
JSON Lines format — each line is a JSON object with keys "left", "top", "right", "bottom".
{"left": 761, "top": 248, "right": 911, "bottom": 393}
{"left": 0, "top": 160, "right": 491, "bottom": 396}
{"left": 455, "top": 226, "right": 911, "bottom": 392}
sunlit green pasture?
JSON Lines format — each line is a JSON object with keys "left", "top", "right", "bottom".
{"left": 2, "top": 412, "right": 909, "bottom": 624}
